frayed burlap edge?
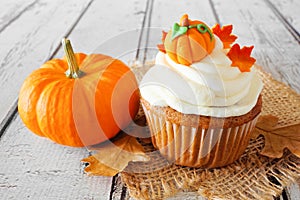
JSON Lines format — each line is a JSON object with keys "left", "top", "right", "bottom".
{"left": 121, "top": 65, "right": 300, "bottom": 200}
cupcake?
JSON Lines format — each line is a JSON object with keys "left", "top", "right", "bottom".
{"left": 139, "top": 14, "right": 263, "bottom": 168}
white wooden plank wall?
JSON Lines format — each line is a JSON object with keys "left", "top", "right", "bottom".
{"left": 0, "top": 0, "right": 147, "bottom": 199}
{"left": 212, "top": 0, "right": 300, "bottom": 93}
{"left": 0, "top": 0, "right": 37, "bottom": 32}
{"left": 54, "top": 0, "right": 146, "bottom": 60}
{"left": 270, "top": 0, "right": 300, "bottom": 32}
{"left": 0, "top": 0, "right": 299, "bottom": 199}
{"left": 207, "top": 0, "right": 300, "bottom": 199}
{"left": 0, "top": 117, "right": 113, "bottom": 199}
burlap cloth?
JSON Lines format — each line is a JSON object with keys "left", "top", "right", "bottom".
{"left": 121, "top": 64, "right": 300, "bottom": 200}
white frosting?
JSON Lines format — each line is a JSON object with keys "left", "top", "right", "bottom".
{"left": 139, "top": 37, "right": 263, "bottom": 117}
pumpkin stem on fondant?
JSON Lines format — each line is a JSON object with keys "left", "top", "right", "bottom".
{"left": 180, "top": 14, "right": 189, "bottom": 27}
{"left": 62, "top": 38, "right": 84, "bottom": 78}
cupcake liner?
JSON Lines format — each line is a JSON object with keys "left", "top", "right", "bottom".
{"left": 142, "top": 103, "right": 259, "bottom": 168}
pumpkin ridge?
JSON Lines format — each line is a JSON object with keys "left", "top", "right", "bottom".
{"left": 18, "top": 70, "right": 66, "bottom": 137}
{"left": 80, "top": 57, "right": 118, "bottom": 74}
{"left": 80, "top": 54, "right": 113, "bottom": 71}
{"left": 165, "top": 30, "right": 179, "bottom": 63}
{"left": 54, "top": 80, "right": 81, "bottom": 146}
{"left": 176, "top": 34, "right": 193, "bottom": 65}
{"left": 36, "top": 80, "right": 82, "bottom": 146}
{"left": 42, "top": 59, "right": 67, "bottom": 72}
{"left": 109, "top": 71, "right": 140, "bottom": 126}
{"left": 202, "top": 31, "right": 215, "bottom": 54}
{"left": 189, "top": 20, "right": 215, "bottom": 55}
{"left": 102, "top": 66, "right": 131, "bottom": 81}
{"left": 188, "top": 28, "right": 208, "bottom": 62}
{"left": 73, "top": 53, "right": 87, "bottom": 66}
{"left": 35, "top": 80, "right": 59, "bottom": 138}
{"left": 73, "top": 77, "right": 106, "bottom": 146}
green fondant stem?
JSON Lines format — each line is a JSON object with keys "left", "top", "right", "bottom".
{"left": 171, "top": 23, "right": 214, "bottom": 41}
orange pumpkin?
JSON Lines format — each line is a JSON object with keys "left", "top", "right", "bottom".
{"left": 18, "top": 39, "right": 140, "bottom": 147}
{"left": 164, "top": 14, "right": 215, "bottom": 65}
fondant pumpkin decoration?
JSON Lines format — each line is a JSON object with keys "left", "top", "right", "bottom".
{"left": 159, "top": 14, "right": 215, "bottom": 66}
{"left": 18, "top": 38, "right": 140, "bottom": 147}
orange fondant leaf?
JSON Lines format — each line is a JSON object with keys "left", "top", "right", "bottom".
{"left": 82, "top": 133, "right": 150, "bottom": 176}
{"left": 157, "top": 44, "right": 166, "bottom": 53}
{"left": 212, "top": 24, "right": 237, "bottom": 49}
{"left": 252, "top": 115, "right": 300, "bottom": 158}
{"left": 227, "top": 44, "right": 256, "bottom": 72}
{"left": 157, "top": 31, "right": 168, "bottom": 53}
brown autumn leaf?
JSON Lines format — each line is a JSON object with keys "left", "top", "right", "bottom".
{"left": 82, "top": 132, "right": 150, "bottom": 176}
{"left": 81, "top": 156, "right": 119, "bottom": 176}
{"left": 252, "top": 115, "right": 300, "bottom": 158}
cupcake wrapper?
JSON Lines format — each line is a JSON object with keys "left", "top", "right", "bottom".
{"left": 142, "top": 104, "right": 259, "bottom": 168}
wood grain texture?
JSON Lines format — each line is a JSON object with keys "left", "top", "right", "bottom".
{"left": 54, "top": 0, "right": 148, "bottom": 62}
{"left": 212, "top": 0, "right": 300, "bottom": 94}
{"left": 209, "top": 0, "right": 300, "bottom": 198}
{"left": 110, "top": 174, "right": 128, "bottom": 200}
{"left": 0, "top": 0, "right": 299, "bottom": 199}
{"left": 0, "top": 0, "right": 38, "bottom": 33}
{"left": 149, "top": 0, "right": 216, "bottom": 28}
{"left": 269, "top": 0, "right": 300, "bottom": 33}
{"left": 263, "top": 0, "right": 300, "bottom": 44}
{"left": 0, "top": 117, "right": 112, "bottom": 200}
{"left": 0, "top": 0, "right": 92, "bottom": 128}
{"left": 0, "top": 0, "right": 147, "bottom": 199}
{"left": 287, "top": 183, "right": 300, "bottom": 200}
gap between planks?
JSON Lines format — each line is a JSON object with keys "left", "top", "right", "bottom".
{"left": 109, "top": 174, "right": 128, "bottom": 200}
{"left": 109, "top": 0, "right": 153, "bottom": 199}
{"left": 264, "top": 0, "right": 300, "bottom": 43}
{"left": 0, "top": 0, "right": 38, "bottom": 33}
{"left": 135, "top": 0, "right": 154, "bottom": 63}
{"left": 208, "top": 0, "right": 220, "bottom": 25}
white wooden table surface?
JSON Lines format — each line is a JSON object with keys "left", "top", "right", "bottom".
{"left": 0, "top": 0, "right": 299, "bottom": 199}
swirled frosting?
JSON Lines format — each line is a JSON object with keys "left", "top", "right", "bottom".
{"left": 139, "top": 37, "right": 263, "bottom": 117}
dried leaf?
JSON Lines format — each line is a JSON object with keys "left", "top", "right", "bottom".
{"left": 212, "top": 24, "right": 237, "bottom": 49}
{"left": 252, "top": 115, "right": 300, "bottom": 158}
{"left": 227, "top": 44, "right": 256, "bottom": 72}
{"left": 82, "top": 133, "right": 150, "bottom": 176}
{"left": 81, "top": 156, "right": 119, "bottom": 176}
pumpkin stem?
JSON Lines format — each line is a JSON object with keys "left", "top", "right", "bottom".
{"left": 180, "top": 14, "right": 189, "bottom": 27}
{"left": 62, "top": 38, "right": 84, "bottom": 78}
